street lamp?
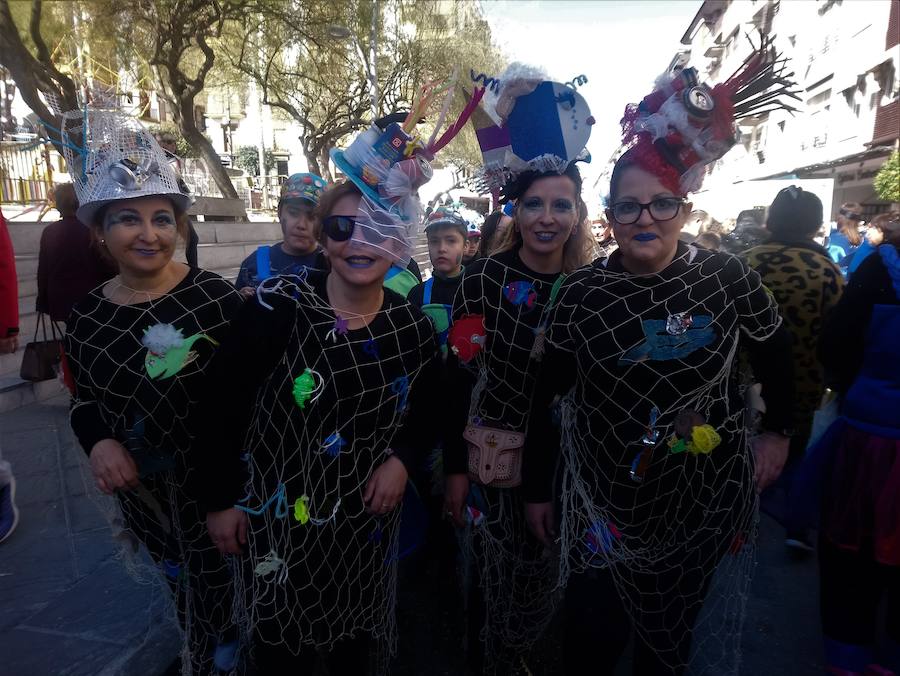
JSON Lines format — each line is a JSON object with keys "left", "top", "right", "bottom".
{"left": 326, "top": 8, "right": 379, "bottom": 118}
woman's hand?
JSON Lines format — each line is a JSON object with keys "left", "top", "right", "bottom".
{"left": 238, "top": 286, "right": 256, "bottom": 300}
{"left": 443, "top": 473, "right": 470, "bottom": 528}
{"left": 363, "top": 456, "right": 408, "bottom": 516}
{"left": 207, "top": 508, "right": 248, "bottom": 555}
{"left": 89, "top": 439, "right": 139, "bottom": 494}
{"left": 525, "top": 502, "right": 556, "bottom": 547}
{"left": 751, "top": 431, "right": 790, "bottom": 492}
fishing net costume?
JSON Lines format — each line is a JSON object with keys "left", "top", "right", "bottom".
{"left": 443, "top": 64, "right": 595, "bottom": 673}
{"left": 526, "top": 244, "right": 783, "bottom": 674}
{"left": 194, "top": 77, "right": 484, "bottom": 668}
{"left": 56, "top": 102, "right": 244, "bottom": 674}
{"left": 195, "top": 272, "right": 439, "bottom": 663}
{"left": 522, "top": 35, "right": 801, "bottom": 675}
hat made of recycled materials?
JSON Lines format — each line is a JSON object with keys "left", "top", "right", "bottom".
{"left": 56, "top": 106, "right": 192, "bottom": 226}
{"left": 468, "top": 63, "right": 595, "bottom": 194}
{"left": 328, "top": 76, "right": 489, "bottom": 265}
{"left": 619, "top": 32, "right": 800, "bottom": 195}
{"left": 424, "top": 207, "right": 468, "bottom": 238}
{"left": 281, "top": 172, "right": 327, "bottom": 205}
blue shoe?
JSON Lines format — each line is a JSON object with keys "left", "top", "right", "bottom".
{"left": 0, "top": 476, "right": 19, "bottom": 544}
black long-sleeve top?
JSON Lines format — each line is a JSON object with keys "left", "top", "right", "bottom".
{"left": 523, "top": 243, "right": 795, "bottom": 503}
{"left": 65, "top": 268, "right": 242, "bottom": 467}
{"left": 443, "top": 247, "right": 563, "bottom": 476}
{"left": 194, "top": 271, "right": 441, "bottom": 513}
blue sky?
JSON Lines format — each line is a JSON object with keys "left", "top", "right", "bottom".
{"left": 480, "top": 0, "right": 702, "bottom": 197}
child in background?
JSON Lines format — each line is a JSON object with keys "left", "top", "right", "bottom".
{"left": 235, "top": 173, "right": 328, "bottom": 298}
{"left": 407, "top": 207, "right": 468, "bottom": 354}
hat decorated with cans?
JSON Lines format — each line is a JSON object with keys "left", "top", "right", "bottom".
{"left": 468, "top": 63, "right": 595, "bottom": 194}
{"left": 424, "top": 206, "right": 468, "bottom": 238}
{"left": 328, "top": 74, "right": 490, "bottom": 265}
{"left": 620, "top": 32, "right": 799, "bottom": 195}
{"left": 55, "top": 106, "right": 192, "bottom": 226}
{"left": 281, "top": 172, "right": 327, "bottom": 205}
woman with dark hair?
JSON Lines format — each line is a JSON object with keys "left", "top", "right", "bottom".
{"left": 745, "top": 187, "right": 844, "bottom": 551}
{"left": 802, "top": 214, "right": 900, "bottom": 676}
{"left": 524, "top": 48, "right": 797, "bottom": 675}
{"left": 477, "top": 210, "right": 503, "bottom": 259}
{"left": 442, "top": 67, "right": 596, "bottom": 673}
{"left": 198, "top": 122, "right": 444, "bottom": 671}
{"left": 62, "top": 108, "right": 243, "bottom": 674}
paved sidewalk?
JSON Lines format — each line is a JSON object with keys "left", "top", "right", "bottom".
{"left": 0, "top": 395, "right": 824, "bottom": 675}
{"left": 0, "top": 395, "right": 179, "bottom": 676}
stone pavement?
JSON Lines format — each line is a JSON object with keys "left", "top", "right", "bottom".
{"left": 0, "top": 394, "right": 179, "bottom": 676}
{"left": 0, "top": 394, "right": 825, "bottom": 676}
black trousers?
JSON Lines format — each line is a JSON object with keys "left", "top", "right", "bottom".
{"left": 253, "top": 633, "right": 370, "bottom": 675}
{"left": 819, "top": 536, "right": 900, "bottom": 647}
{"left": 563, "top": 564, "right": 712, "bottom": 676}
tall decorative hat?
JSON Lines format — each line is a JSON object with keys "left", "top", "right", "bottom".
{"left": 620, "top": 33, "right": 800, "bottom": 195}
{"left": 468, "top": 64, "right": 595, "bottom": 195}
{"left": 329, "top": 75, "right": 487, "bottom": 265}
{"left": 280, "top": 172, "right": 327, "bottom": 206}
{"left": 56, "top": 106, "right": 192, "bottom": 226}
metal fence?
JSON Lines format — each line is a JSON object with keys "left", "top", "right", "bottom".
{"left": 0, "top": 140, "right": 54, "bottom": 204}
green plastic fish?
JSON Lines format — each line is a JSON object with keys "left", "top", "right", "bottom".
{"left": 144, "top": 333, "right": 218, "bottom": 380}
{"left": 293, "top": 495, "right": 310, "bottom": 524}
{"left": 292, "top": 368, "right": 318, "bottom": 409}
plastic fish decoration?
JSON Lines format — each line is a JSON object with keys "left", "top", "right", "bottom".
{"left": 322, "top": 433, "right": 347, "bottom": 458}
{"left": 585, "top": 520, "right": 621, "bottom": 555}
{"left": 142, "top": 323, "right": 218, "bottom": 379}
{"left": 503, "top": 281, "right": 537, "bottom": 308}
{"left": 292, "top": 368, "right": 321, "bottom": 409}
{"left": 448, "top": 314, "right": 487, "bottom": 363}
{"left": 254, "top": 550, "right": 285, "bottom": 577}
{"left": 293, "top": 495, "right": 310, "bottom": 525}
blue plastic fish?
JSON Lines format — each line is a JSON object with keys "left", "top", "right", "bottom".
{"left": 619, "top": 315, "right": 715, "bottom": 365}
{"left": 503, "top": 281, "right": 537, "bottom": 308}
{"left": 584, "top": 520, "right": 621, "bottom": 555}
{"left": 322, "top": 432, "right": 347, "bottom": 458}
{"left": 392, "top": 376, "right": 410, "bottom": 412}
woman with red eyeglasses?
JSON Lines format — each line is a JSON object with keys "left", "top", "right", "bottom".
{"left": 195, "top": 177, "right": 440, "bottom": 672}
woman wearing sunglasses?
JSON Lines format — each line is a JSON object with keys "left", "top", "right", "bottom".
{"left": 196, "top": 173, "right": 440, "bottom": 672}
{"left": 524, "top": 52, "right": 798, "bottom": 674}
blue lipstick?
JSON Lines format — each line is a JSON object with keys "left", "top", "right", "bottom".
{"left": 634, "top": 233, "right": 658, "bottom": 242}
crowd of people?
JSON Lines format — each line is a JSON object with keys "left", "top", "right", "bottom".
{"left": 0, "top": 50, "right": 897, "bottom": 676}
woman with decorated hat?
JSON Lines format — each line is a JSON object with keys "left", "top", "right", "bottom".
{"left": 440, "top": 65, "right": 596, "bottom": 673}
{"left": 523, "top": 38, "right": 799, "bottom": 675}
{"left": 60, "top": 106, "right": 244, "bottom": 673}
{"left": 234, "top": 172, "right": 329, "bottom": 298}
{"left": 196, "top": 89, "right": 482, "bottom": 671}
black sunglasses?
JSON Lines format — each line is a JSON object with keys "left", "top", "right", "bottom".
{"left": 839, "top": 208, "right": 862, "bottom": 221}
{"left": 610, "top": 197, "right": 686, "bottom": 225}
{"left": 321, "top": 215, "right": 388, "bottom": 244}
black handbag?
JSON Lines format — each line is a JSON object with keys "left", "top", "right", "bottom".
{"left": 19, "top": 314, "right": 63, "bottom": 382}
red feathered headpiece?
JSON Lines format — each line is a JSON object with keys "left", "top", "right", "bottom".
{"left": 620, "top": 32, "right": 799, "bottom": 194}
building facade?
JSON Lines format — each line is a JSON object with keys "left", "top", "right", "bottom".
{"left": 676, "top": 0, "right": 898, "bottom": 220}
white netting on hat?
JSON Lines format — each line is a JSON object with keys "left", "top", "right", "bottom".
{"left": 59, "top": 106, "right": 189, "bottom": 224}
{"left": 451, "top": 252, "right": 565, "bottom": 673}
{"left": 227, "top": 275, "right": 436, "bottom": 671}
{"left": 543, "top": 245, "right": 781, "bottom": 674}
{"left": 351, "top": 192, "right": 422, "bottom": 266}
{"left": 64, "top": 272, "right": 245, "bottom": 675}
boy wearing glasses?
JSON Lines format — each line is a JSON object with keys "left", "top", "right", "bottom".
{"left": 235, "top": 173, "right": 328, "bottom": 298}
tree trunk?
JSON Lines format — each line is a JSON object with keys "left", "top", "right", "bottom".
{"left": 318, "top": 147, "right": 333, "bottom": 183}
{"left": 175, "top": 97, "right": 243, "bottom": 211}
{"left": 303, "top": 148, "right": 322, "bottom": 178}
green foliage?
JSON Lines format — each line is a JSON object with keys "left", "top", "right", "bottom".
{"left": 874, "top": 150, "right": 900, "bottom": 203}
{"left": 234, "top": 145, "right": 276, "bottom": 176}
{"left": 147, "top": 122, "right": 196, "bottom": 158}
